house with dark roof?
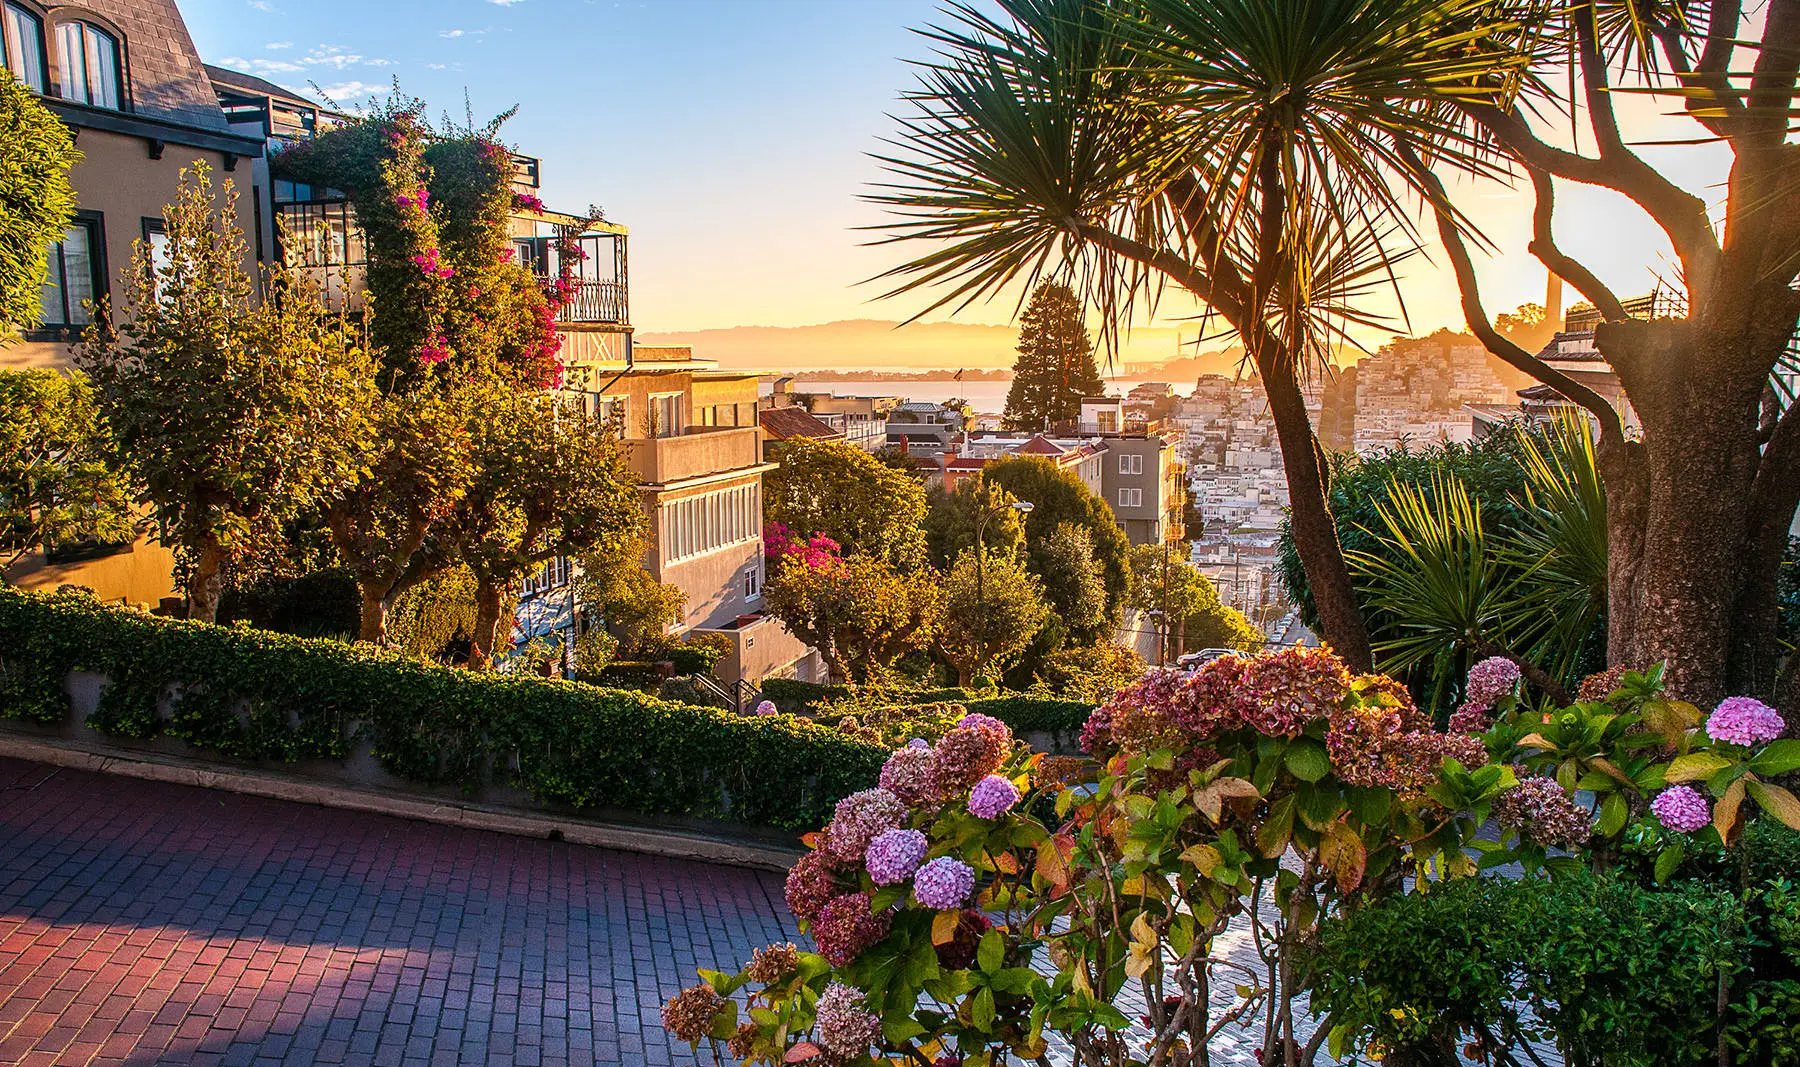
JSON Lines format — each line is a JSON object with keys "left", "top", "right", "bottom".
{"left": 4, "top": 0, "right": 263, "bottom": 371}
{"left": 759, "top": 405, "right": 846, "bottom": 453}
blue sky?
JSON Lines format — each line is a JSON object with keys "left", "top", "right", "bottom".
{"left": 186, "top": 0, "right": 1732, "bottom": 346}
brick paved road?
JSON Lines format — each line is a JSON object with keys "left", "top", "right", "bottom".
{"left": 0, "top": 757, "right": 799, "bottom": 1067}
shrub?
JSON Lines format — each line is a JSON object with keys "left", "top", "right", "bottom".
{"left": 666, "top": 632, "right": 732, "bottom": 675}
{"left": 0, "top": 588, "right": 883, "bottom": 830}
{"left": 1311, "top": 866, "right": 1793, "bottom": 1067}
{"left": 761, "top": 678, "right": 852, "bottom": 712}
{"left": 587, "top": 660, "right": 666, "bottom": 693}
{"left": 961, "top": 695, "right": 1092, "bottom": 735}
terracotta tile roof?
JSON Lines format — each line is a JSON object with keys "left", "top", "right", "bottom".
{"left": 1014, "top": 434, "right": 1068, "bottom": 455}
{"left": 77, "top": 0, "right": 232, "bottom": 131}
{"left": 759, "top": 407, "right": 844, "bottom": 441}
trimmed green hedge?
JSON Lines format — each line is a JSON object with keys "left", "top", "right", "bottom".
{"left": 757, "top": 678, "right": 1094, "bottom": 736}
{"left": 0, "top": 589, "right": 884, "bottom": 831}
{"left": 963, "top": 696, "right": 1093, "bottom": 735}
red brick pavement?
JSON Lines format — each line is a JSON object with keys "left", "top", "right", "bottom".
{"left": 0, "top": 757, "right": 800, "bottom": 1066}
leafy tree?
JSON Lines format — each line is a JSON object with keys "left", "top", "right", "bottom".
{"left": 322, "top": 383, "right": 479, "bottom": 642}
{"left": 1129, "top": 541, "right": 1260, "bottom": 662}
{"left": 982, "top": 455, "right": 1131, "bottom": 623}
{"left": 0, "top": 370, "right": 134, "bottom": 569}
{"left": 1033, "top": 521, "right": 1108, "bottom": 639}
{"left": 1002, "top": 281, "right": 1103, "bottom": 431}
{"left": 763, "top": 552, "right": 938, "bottom": 683}
{"left": 385, "top": 564, "right": 492, "bottom": 664}
{"left": 1034, "top": 641, "right": 1145, "bottom": 701}
{"left": 79, "top": 166, "right": 377, "bottom": 623}
{"left": 763, "top": 436, "right": 929, "bottom": 566}
{"left": 935, "top": 548, "right": 1051, "bottom": 686}
{"left": 923, "top": 477, "right": 1026, "bottom": 570}
{"left": 447, "top": 386, "right": 642, "bottom": 663}
{"left": 0, "top": 71, "right": 79, "bottom": 334}
{"left": 573, "top": 533, "right": 686, "bottom": 658}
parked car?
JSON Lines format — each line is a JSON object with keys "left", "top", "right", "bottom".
{"left": 1176, "top": 648, "right": 1238, "bottom": 672}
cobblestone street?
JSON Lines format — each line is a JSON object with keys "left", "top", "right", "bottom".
{"left": 0, "top": 758, "right": 798, "bottom": 1066}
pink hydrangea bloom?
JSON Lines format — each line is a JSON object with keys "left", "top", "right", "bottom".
{"left": 912, "top": 857, "right": 975, "bottom": 909}
{"left": 813, "top": 982, "right": 880, "bottom": 1057}
{"left": 1706, "top": 697, "right": 1783, "bottom": 746}
{"left": 1651, "top": 785, "right": 1711, "bottom": 833}
{"left": 811, "top": 892, "right": 890, "bottom": 966}
{"left": 827, "top": 788, "right": 907, "bottom": 862}
{"left": 967, "top": 774, "right": 1020, "bottom": 819}
{"left": 1495, "top": 777, "right": 1591, "bottom": 848}
{"left": 783, "top": 849, "right": 842, "bottom": 925}
{"left": 752, "top": 700, "right": 778, "bottom": 716}
{"left": 1465, "top": 657, "right": 1522, "bottom": 707}
{"left": 879, "top": 745, "right": 940, "bottom": 806}
{"left": 1447, "top": 700, "right": 1493, "bottom": 734}
{"left": 864, "top": 828, "right": 928, "bottom": 885}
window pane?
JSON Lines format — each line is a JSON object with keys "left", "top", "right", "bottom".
{"left": 84, "top": 26, "right": 116, "bottom": 109}
{"left": 55, "top": 21, "right": 80, "bottom": 101}
{"left": 60, "top": 224, "right": 92, "bottom": 325}
{"left": 39, "top": 241, "right": 65, "bottom": 324}
{"left": 4, "top": 4, "right": 45, "bottom": 91}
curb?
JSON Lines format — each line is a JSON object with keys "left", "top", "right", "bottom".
{"left": 0, "top": 735, "right": 805, "bottom": 873}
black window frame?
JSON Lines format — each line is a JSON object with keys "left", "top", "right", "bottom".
{"left": 54, "top": 18, "right": 123, "bottom": 111}
{"left": 30, "top": 210, "right": 107, "bottom": 342}
{"left": 1, "top": 1, "right": 47, "bottom": 92}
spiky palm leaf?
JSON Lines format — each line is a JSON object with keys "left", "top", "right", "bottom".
{"left": 1499, "top": 411, "right": 1608, "bottom": 679}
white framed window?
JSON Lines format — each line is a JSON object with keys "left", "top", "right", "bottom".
{"left": 521, "top": 556, "right": 570, "bottom": 598}
{"left": 662, "top": 484, "right": 762, "bottom": 564}
{"left": 1117, "top": 487, "right": 1143, "bottom": 508}
{"left": 744, "top": 562, "right": 762, "bottom": 601}
{"left": 56, "top": 21, "right": 120, "bottom": 110}
{"left": 649, "top": 393, "right": 681, "bottom": 438}
{"left": 1118, "top": 453, "right": 1143, "bottom": 475}
{"left": 3, "top": 3, "right": 45, "bottom": 91}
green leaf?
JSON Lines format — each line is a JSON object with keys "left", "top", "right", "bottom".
{"left": 1599, "top": 791, "right": 1628, "bottom": 837}
{"left": 1653, "top": 842, "right": 1684, "bottom": 883}
{"left": 1347, "top": 786, "right": 1391, "bottom": 827}
{"left": 971, "top": 987, "right": 997, "bottom": 1030}
{"left": 1257, "top": 794, "right": 1297, "bottom": 859}
{"left": 1283, "top": 738, "right": 1331, "bottom": 782}
{"left": 1749, "top": 739, "right": 1800, "bottom": 777}
{"left": 976, "top": 928, "right": 1004, "bottom": 974}
{"left": 1665, "top": 752, "right": 1732, "bottom": 782}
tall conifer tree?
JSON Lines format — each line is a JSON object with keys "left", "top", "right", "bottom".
{"left": 1002, "top": 282, "right": 1102, "bottom": 431}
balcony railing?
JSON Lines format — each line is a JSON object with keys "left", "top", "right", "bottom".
{"left": 624, "top": 426, "right": 761, "bottom": 485}
{"left": 556, "top": 279, "right": 628, "bottom": 325}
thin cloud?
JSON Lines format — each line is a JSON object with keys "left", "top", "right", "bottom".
{"left": 218, "top": 55, "right": 304, "bottom": 74}
{"left": 265, "top": 41, "right": 293, "bottom": 50}
{"left": 246, "top": 0, "right": 275, "bottom": 11}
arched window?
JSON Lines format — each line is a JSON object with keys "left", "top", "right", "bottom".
{"left": 1, "top": 3, "right": 45, "bottom": 91}
{"left": 56, "top": 20, "right": 118, "bottom": 109}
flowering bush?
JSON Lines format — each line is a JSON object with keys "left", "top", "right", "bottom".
{"left": 667, "top": 650, "right": 1800, "bottom": 1065}
{"left": 666, "top": 649, "right": 1521, "bottom": 1065}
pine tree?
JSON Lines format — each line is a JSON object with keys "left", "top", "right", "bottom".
{"left": 1002, "top": 282, "right": 1103, "bottom": 431}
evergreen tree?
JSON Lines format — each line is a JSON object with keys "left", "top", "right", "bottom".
{"left": 1002, "top": 282, "right": 1103, "bottom": 431}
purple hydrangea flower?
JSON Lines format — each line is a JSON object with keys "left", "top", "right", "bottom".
{"left": 907, "top": 737, "right": 930, "bottom": 749}
{"left": 1465, "top": 657, "right": 1522, "bottom": 707}
{"left": 912, "top": 857, "right": 975, "bottom": 910}
{"left": 967, "top": 774, "right": 1021, "bottom": 819}
{"left": 752, "top": 700, "right": 778, "bottom": 716}
{"left": 1447, "top": 700, "right": 1492, "bottom": 734}
{"left": 827, "top": 788, "right": 907, "bottom": 862}
{"left": 864, "top": 828, "right": 928, "bottom": 886}
{"left": 1706, "top": 697, "right": 1784, "bottom": 747}
{"left": 813, "top": 982, "right": 879, "bottom": 1057}
{"left": 1651, "top": 785, "right": 1711, "bottom": 834}
{"left": 957, "top": 712, "right": 1009, "bottom": 734}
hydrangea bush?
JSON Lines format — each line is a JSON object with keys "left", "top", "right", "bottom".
{"left": 666, "top": 651, "right": 1800, "bottom": 1066}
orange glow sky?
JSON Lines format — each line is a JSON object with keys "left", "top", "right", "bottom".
{"left": 187, "top": 0, "right": 1733, "bottom": 358}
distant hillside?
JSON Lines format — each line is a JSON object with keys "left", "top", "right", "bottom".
{"left": 634, "top": 318, "right": 1237, "bottom": 376}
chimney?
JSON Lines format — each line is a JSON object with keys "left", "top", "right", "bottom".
{"left": 1546, "top": 270, "right": 1563, "bottom": 329}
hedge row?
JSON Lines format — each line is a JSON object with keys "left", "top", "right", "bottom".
{"left": 756, "top": 679, "right": 1094, "bottom": 736}
{"left": 0, "top": 589, "right": 885, "bottom": 831}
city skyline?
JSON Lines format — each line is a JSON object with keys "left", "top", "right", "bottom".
{"left": 185, "top": 0, "right": 1733, "bottom": 356}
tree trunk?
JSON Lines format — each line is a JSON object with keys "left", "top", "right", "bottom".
{"left": 358, "top": 585, "right": 389, "bottom": 644}
{"left": 1601, "top": 320, "right": 1769, "bottom": 707}
{"left": 185, "top": 539, "right": 226, "bottom": 623}
{"left": 1258, "top": 357, "right": 1373, "bottom": 672}
{"left": 469, "top": 576, "right": 506, "bottom": 669}
{"left": 1595, "top": 436, "right": 1648, "bottom": 672}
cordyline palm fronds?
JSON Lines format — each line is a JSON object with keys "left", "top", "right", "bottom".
{"left": 870, "top": 0, "right": 1534, "bottom": 672}
{"left": 1500, "top": 411, "right": 1608, "bottom": 684}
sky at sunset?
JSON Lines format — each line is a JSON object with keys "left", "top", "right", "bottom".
{"left": 183, "top": 0, "right": 1737, "bottom": 361}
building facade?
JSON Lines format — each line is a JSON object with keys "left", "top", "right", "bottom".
{"left": 2, "top": 0, "right": 266, "bottom": 604}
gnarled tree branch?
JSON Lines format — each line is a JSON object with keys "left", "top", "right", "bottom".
{"left": 1527, "top": 168, "right": 1629, "bottom": 322}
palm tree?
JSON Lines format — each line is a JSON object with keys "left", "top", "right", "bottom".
{"left": 869, "top": 0, "right": 1526, "bottom": 672}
